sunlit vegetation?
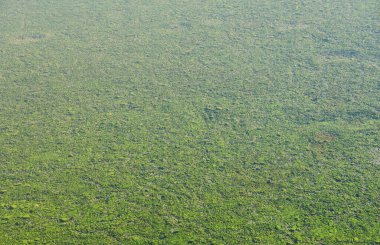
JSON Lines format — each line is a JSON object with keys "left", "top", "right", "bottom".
{"left": 0, "top": 0, "right": 379, "bottom": 243}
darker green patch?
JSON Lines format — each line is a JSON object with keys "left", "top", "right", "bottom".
{"left": 30, "top": 33, "right": 46, "bottom": 39}
{"left": 325, "top": 49, "right": 360, "bottom": 58}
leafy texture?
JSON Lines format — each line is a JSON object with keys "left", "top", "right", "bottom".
{"left": 0, "top": 0, "right": 379, "bottom": 243}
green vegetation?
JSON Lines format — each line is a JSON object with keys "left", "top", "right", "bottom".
{"left": 0, "top": 0, "right": 379, "bottom": 243}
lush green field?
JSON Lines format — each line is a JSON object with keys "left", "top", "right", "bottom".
{"left": 0, "top": 0, "right": 379, "bottom": 243}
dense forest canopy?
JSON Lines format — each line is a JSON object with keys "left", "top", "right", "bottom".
{"left": 0, "top": 0, "right": 379, "bottom": 243}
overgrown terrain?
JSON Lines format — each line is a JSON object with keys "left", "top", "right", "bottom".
{"left": 0, "top": 0, "right": 379, "bottom": 243}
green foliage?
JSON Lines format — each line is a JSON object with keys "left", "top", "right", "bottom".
{"left": 0, "top": 0, "right": 379, "bottom": 243}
